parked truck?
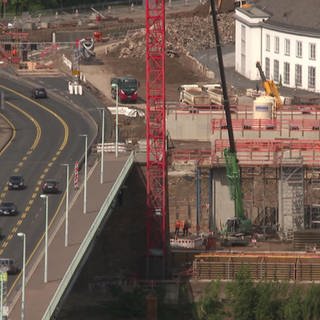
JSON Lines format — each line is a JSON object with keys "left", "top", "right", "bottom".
{"left": 111, "top": 76, "right": 139, "bottom": 103}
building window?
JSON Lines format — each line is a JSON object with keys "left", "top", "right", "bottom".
{"left": 274, "top": 36, "right": 279, "bottom": 54}
{"left": 274, "top": 60, "right": 279, "bottom": 82}
{"left": 266, "top": 34, "right": 270, "bottom": 52}
{"left": 296, "top": 41, "right": 302, "bottom": 58}
{"left": 295, "top": 64, "right": 302, "bottom": 87}
{"left": 308, "top": 66, "right": 316, "bottom": 89}
{"left": 241, "top": 25, "right": 246, "bottom": 53}
{"left": 265, "top": 57, "right": 270, "bottom": 79}
{"left": 241, "top": 25, "right": 246, "bottom": 74}
{"left": 309, "top": 43, "right": 316, "bottom": 60}
{"left": 285, "top": 39, "right": 290, "bottom": 56}
{"left": 284, "top": 62, "right": 290, "bottom": 85}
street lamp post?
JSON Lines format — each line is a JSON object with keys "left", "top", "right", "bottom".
{"left": 17, "top": 232, "right": 26, "bottom": 320}
{"left": 61, "top": 163, "right": 69, "bottom": 247}
{"left": 79, "top": 134, "right": 88, "bottom": 214}
{"left": 40, "top": 194, "right": 48, "bottom": 283}
{"left": 115, "top": 84, "right": 119, "bottom": 158}
{"left": 97, "top": 108, "right": 105, "bottom": 184}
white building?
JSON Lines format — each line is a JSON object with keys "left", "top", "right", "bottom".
{"left": 235, "top": 0, "right": 320, "bottom": 92}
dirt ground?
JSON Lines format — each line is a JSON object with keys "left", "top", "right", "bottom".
{"left": 80, "top": 42, "right": 210, "bottom": 104}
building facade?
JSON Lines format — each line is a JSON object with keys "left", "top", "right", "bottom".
{"left": 235, "top": 0, "right": 320, "bottom": 92}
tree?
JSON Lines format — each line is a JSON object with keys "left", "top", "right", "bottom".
{"left": 302, "top": 284, "right": 320, "bottom": 320}
{"left": 255, "top": 282, "right": 285, "bottom": 320}
{"left": 283, "top": 286, "right": 303, "bottom": 320}
{"left": 197, "top": 281, "right": 225, "bottom": 320}
{"left": 226, "top": 267, "right": 256, "bottom": 320}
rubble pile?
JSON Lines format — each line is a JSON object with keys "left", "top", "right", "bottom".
{"left": 106, "top": 4, "right": 234, "bottom": 59}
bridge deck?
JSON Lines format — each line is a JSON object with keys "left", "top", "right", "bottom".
{"left": 7, "top": 152, "right": 132, "bottom": 320}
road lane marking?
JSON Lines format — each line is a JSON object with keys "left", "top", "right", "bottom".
{"left": 0, "top": 84, "right": 70, "bottom": 276}
{"left": 0, "top": 84, "right": 75, "bottom": 302}
{"left": 0, "top": 112, "right": 15, "bottom": 156}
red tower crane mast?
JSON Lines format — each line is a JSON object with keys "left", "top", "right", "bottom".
{"left": 145, "top": 0, "right": 167, "bottom": 276}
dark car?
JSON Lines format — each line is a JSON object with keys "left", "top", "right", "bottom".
{"left": 0, "top": 202, "right": 18, "bottom": 216}
{"left": 8, "top": 175, "right": 25, "bottom": 190}
{"left": 32, "top": 87, "right": 47, "bottom": 99}
{"left": 42, "top": 180, "right": 59, "bottom": 194}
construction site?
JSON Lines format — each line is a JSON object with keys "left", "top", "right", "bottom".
{"left": 2, "top": 0, "right": 320, "bottom": 317}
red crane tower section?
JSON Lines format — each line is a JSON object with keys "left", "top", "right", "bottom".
{"left": 145, "top": 0, "right": 167, "bottom": 272}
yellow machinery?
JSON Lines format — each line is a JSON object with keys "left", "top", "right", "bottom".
{"left": 256, "top": 61, "right": 282, "bottom": 108}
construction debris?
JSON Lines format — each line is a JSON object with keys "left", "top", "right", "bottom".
{"left": 105, "top": 4, "right": 234, "bottom": 59}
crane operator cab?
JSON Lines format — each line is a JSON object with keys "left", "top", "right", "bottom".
{"left": 225, "top": 217, "right": 252, "bottom": 235}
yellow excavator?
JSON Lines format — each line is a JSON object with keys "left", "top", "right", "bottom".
{"left": 256, "top": 61, "right": 282, "bottom": 109}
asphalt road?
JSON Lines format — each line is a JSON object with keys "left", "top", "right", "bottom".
{"left": 0, "top": 69, "right": 105, "bottom": 290}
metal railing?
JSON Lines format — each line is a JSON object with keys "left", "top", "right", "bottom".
{"left": 41, "top": 151, "right": 134, "bottom": 320}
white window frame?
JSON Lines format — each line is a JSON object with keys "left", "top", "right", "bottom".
{"left": 266, "top": 34, "right": 270, "bottom": 52}
{"left": 308, "top": 66, "right": 316, "bottom": 89}
{"left": 296, "top": 41, "right": 302, "bottom": 58}
{"left": 309, "top": 43, "right": 316, "bottom": 60}
{"left": 295, "top": 64, "right": 302, "bottom": 87}
{"left": 285, "top": 39, "right": 290, "bottom": 56}
{"left": 274, "top": 36, "right": 279, "bottom": 54}
{"left": 265, "top": 57, "right": 270, "bottom": 79}
{"left": 273, "top": 60, "right": 279, "bottom": 82}
{"left": 284, "top": 62, "right": 290, "bottom": 85}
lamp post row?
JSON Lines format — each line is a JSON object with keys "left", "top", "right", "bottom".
{"left": 14, "top": 111, "right": 112, "bottom": 318}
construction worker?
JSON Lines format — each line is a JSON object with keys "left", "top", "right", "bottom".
{"left": 175, "top": 220, "right": 181, "bottom": 236}
{"left": 183, "top": 219, "right": 190, "bottom": 236}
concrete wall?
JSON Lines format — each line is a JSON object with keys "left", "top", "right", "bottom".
{"left": 167, "top": 111, "right": 214, "bottom": 141}
{"left": 212, "top": 167, "right": 235, "bottom": 230}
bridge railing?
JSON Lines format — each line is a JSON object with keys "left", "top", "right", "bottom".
{"left": 42, "top": 151, "right": 134, "bottom": 320}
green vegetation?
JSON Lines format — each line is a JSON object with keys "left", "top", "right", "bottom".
{"left": 60, "top": 268, "right": 320, "bottom": 320}
{"left": 196, "top": 267, "right": 320, "bottom": 320}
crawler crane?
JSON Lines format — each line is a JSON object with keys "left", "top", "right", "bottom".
{"left": 210, "top": 0, "right": 251, "bottom": 243}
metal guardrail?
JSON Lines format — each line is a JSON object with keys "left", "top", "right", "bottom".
{"left": 41, "top": 151, "right": 135, "bottom": 320}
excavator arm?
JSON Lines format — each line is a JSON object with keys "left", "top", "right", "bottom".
{"left": 256, "top": 61, "right": 282, "bottom": 108}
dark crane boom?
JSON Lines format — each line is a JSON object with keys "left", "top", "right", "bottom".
{"left": 209, "top": 0, "right": 251, "bottom": 237}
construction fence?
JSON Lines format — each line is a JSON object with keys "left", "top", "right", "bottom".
{"left": 193, "top": 252, "right": 320, "bottom": 282}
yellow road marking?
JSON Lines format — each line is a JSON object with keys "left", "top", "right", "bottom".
{"left": 0, "top": 84, "right": 70, "bottom": 298}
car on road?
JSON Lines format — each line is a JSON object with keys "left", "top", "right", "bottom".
{"left": 0, "top": 258, "right": 20, "bottom": 275}
{"left": 32, "top": 87, "right": 47, "bottom": 99}
{"left": 0, "top": 202, "right": 18, "bottom": 216}
{"left": 8, "top": 175, "right": 25, "bottom": 190}
{"left": 42, "top": 180, "right": 59, "bottom": 194}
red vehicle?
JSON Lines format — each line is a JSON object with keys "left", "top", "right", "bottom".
{"left": 111, "top": 76, "right": 139, "bottom": 103}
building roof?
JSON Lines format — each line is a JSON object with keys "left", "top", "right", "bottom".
{"left": 253, "top": 0, "right": 320, "bottom": 31}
